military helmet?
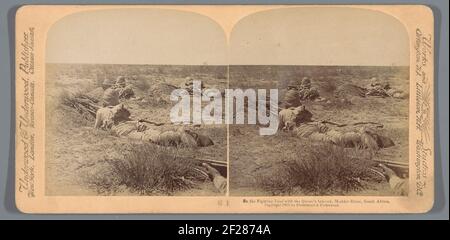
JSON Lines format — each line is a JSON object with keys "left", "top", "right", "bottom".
{"left": 102, "top": 78, "right": 115, "bottom": 89}
{"left": 115, "top": 76, "right": 127, "bottom": 86}
{"left": 301, "top": 77, "right": 311, "bottom": 85}
{"left": 184, "top": 77, "right": 194, "bottom": 86}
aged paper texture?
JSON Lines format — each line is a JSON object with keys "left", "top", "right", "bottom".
{"left": 15, "top": 5, "right": 434, "bottom": 213}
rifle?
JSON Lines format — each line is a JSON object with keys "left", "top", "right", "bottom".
{"left": 319, "top": 120, "right": 384, "bottom": 128}
{"left": 188, "top": 157, "right": 227, "bottom": 177}
{"left": 373, "top": 159, "right": 409, "bottom": 177}
{"left": 138, "top": 119, "right": 166, "bottom": 126}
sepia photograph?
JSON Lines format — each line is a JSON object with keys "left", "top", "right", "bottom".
{"left": 228, "top": 7, "right": 411, "bottom": 196}
{"left": 44, "top": 9, "right": 228, "bottom": 196}
{"left": 14, "top": 5, "right": 436, "bottom": 213}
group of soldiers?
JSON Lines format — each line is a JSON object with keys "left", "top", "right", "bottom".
{"left": 92, "top": 75, "right": 227, "bottom": 193}
{"left": 277, "top": 76, "right": 396, "bottom": 151}
{"left": 276, "top": 77, "right": 406, "bottom": 194}
{"left": 91, "top": 74, "right": 403, "bottom": 194}
{"left": 95, "top": 76, "right": 214, "bottom": 148}
{"left": 282, "top": 77, "right": 321, "bottom": 108}
{"left": 365, "top": 79, "right": 407, "bottom": 99}
{"left": 101, "top": 76, "right": 136, "bottom": 107}
{"left": 282, "top": 76, "right": 407, "bottom": 109}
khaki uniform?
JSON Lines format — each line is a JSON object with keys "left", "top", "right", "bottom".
{"left": 102, "top": 87, "right": 120, "bottom": 107}
{"left": 294, "top": 123, "right": 393, "bottom": 150}
{"left": 110, "top": 121, "right": 212, "bottom": 148}
{"left": 281, "top": 89, "right": 301, "bottom": 108}
{"left": 118, "top": 84, "right": 135, "bottom": 99}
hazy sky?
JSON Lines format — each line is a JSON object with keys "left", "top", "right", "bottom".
{"left": 230, "top": 7, "right": 410, "bottom": 66}
{"left": 46, "top": 9, "right": 228, "bottom": 65}
{"left": 46, "top": 7, "right": 409, "bottom": 66}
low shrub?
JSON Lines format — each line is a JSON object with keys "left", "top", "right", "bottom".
{"left": 85, "top": 143, "right": 206, "bottom": 195}
{"left": 258, "top": 142, "right": 379, "bottom": 195}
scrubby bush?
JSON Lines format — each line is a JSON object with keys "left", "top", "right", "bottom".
{"left": 258, "top": 142, "right": 379, "bottom": 195}
{"left": 59, "top": 90, "right": 99, "bottom": 122}
{"left": 132, "top": 75, "right": 151, "bottom": 92}
{"left": 322, "top": 98, "right": 353, "bottom": 111}
{"left": 317, "top": 80, "right": 337, "bottom": 94}
{"left": 86, "top": 143, "right": 207, "bottom": 195}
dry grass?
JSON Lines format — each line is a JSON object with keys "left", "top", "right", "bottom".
{"left": 257, "top": 142, "right": 381, "bottom": 196}
{"left": 131, "top": 75, "right": 152, "bottom": 93}
{"left": 84, "top": 143, "right": 207, "bottom": 195}
{"left": 316, "top": 79, "right": 337, "bottom": 96}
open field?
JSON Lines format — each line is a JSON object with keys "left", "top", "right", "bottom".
{"left": 45, "top": 64, "right": 409, "bottom": 196}
{"left": 229, "top": 65, "right": 409, "bottom": 196}
{"left": 45, "top": 64, "right": 227, "bottom": 196}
